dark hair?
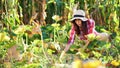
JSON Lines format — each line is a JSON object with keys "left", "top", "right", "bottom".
{"left": 72, "top": 20, "right": 88, "bottom": 36}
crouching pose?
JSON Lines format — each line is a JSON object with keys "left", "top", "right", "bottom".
{"left": 60, "top": 10, "right": 109, "bottom": 60}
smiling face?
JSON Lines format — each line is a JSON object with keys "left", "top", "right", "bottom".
{"left": 75, "top": 19, "right": 82, "bottom": 27}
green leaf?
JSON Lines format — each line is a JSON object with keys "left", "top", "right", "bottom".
{"left": 92, "top": 51, "right": 101, "bottom": 58}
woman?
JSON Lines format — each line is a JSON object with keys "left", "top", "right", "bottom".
{"left": 60, "top": 10, "right": 109, "bottom": 60}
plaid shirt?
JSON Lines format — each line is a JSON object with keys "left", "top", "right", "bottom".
{"left": 67, "top": 19, "right": 98, "bottom": 45}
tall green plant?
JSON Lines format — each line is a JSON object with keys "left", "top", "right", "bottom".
{"left": 2, "top": 0, "right": 20, "bottom": 28}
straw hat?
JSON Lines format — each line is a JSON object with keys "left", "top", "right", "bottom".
{"left": 71, "top": 10, "right": 88, "bottom": 21}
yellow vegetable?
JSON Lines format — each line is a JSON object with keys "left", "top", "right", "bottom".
{"left": 83, "top": 60, "right": 101, "bottom": 68}
{"left": 111, "top": 60, "right": 119, "bottom": 66}
{"left": 0, "top": 33, "right": 10, "bottom": 42}
{"left": 87, "top": 33, "right": 96, "bottom": 41}
{"left": 72, "top": 59, "right": 82, "bottom": 68}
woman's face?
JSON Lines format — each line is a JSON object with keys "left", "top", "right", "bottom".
{"left": 75, "top": 19, "right": 82, "bottom": 27}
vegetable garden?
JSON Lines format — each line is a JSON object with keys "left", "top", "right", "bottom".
{"left": 0, "top": 0, "right": 120, "bottom": 68}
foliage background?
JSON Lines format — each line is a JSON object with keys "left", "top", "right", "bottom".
{"left": 0, "top": 0, "right": 120, "bottom": 68}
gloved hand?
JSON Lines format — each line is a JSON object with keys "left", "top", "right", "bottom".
{"left": 59, "top": 51, "right": 66, "bottom": 62}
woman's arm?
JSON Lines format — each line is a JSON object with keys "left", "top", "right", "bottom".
{"left": 59, "top": 26, "right": 75, "bottom": 61}
{"left": 64, "top": 25, "right": 75, "bottom": 52}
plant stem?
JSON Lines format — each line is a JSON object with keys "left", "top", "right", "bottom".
{"left": 39, "top": 27, "right": 50, "bottom": 63}
{"left": 54, "top": 29, "right": 55, "bottom": 42}
{"left": 26, "top": 33, "right": 28, "bottom": 45}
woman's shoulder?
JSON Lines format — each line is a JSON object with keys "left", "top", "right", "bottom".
{"left": 87, "top": 19, "right": 95, "bottom": 27}
{"left": 87, "top": 19, "right": 95, "bottom": 23}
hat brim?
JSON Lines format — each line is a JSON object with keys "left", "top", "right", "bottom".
{"left": 70, "top": 17, "right": 88, "bottom": 22}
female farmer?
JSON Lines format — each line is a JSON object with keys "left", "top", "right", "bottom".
{"left": 60, "top": 10, "right": 109, "bottom": 59}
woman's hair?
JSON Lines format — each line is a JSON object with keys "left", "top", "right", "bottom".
{"left": 72, "top": 20, "right": 88, "bottom": 36}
